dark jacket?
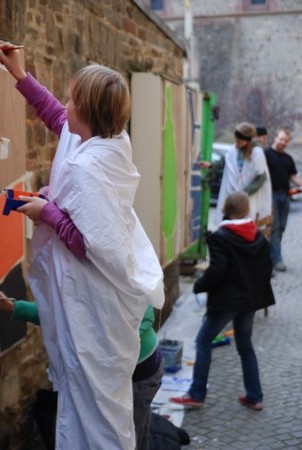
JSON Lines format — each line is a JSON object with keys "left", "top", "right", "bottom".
{"left": 193, "top": 225, "right": 275, "bottom": 314}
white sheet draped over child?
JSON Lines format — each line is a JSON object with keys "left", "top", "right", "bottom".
{"left": 29, "top": 123, "right": 165, "bottom": 450}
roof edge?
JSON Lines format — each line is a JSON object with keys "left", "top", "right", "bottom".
{"left": 131, "top": 0, "right": 187, "bottom": 55}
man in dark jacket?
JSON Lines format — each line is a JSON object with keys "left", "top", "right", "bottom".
{"left": 265, "top": 129, "right": 302, "bottom": 271}
{"left": 170, "top": 192, "right": 275, "bottom": 411}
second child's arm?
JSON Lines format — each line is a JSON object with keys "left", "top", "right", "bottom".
{"left": 0, "top": 292, "right": 40, "bottom": 325}
{"left": 193, "top": 241, "right": 229, "bottom": 293}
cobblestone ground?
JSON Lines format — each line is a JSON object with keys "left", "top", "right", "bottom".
{"left": 182, "top": 199, "right": 302, "bottom": 450}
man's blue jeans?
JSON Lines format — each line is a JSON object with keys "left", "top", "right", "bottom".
{"left": 189, "top": 311, "right": 263, "bottom": 403}
{"left": 270, "top": 191, "right": 290, "bottom": 265}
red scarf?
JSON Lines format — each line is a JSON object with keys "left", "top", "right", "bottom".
{"left": 220, "top": 219, "right": 257, "bottom": 242}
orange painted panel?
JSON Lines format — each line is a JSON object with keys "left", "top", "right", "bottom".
{"left": 0, "top": 181, "right": 24, "bottom": 281}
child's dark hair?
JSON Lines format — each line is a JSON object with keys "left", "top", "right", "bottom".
{"left": 70, "top": 64, "right": 130, "bottom": 138}
{"left": 222, "top": 192, "right": 250, "bottom": 219}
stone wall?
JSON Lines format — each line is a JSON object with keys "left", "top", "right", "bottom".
{"left": 195, "top": 9, "right": 302, "bottom": 143}
{"left": 148, "top": 0, "right": 302, "bottom": 144}
{"left": 0, "top": 1, "right": 184, "bottom": 448}
{"left": 0, "top": 326, "right": 50, "bottom": 450}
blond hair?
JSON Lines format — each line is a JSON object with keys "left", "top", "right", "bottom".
{"left": 69, "top": 64, "right": 130, "bottom": 138}
{"left": 275, "top": 128, "right": 292, "bottom": 140}
{"left": 235, "top": 122, "right": 256, "bottom": 140}
{"left": 223, "top": 192, "right": 250, "bottom": 219}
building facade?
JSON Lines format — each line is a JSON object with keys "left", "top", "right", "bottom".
{"left": 146, "top": 0, "right": 302, "bottom": 143}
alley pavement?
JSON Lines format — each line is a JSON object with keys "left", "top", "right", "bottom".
{"left": 178, "top": 199, "right": 302, "bottom": 450}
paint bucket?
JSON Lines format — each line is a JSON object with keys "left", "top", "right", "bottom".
{"left": 159, "top": 339, "right": 183, "bottom": 373}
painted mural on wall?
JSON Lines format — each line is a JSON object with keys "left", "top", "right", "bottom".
{"left": 131, "top": 73, "right": 201, "bottom": 266}
{"left": 162, "top": 83, "right": 178, "bottom": 262}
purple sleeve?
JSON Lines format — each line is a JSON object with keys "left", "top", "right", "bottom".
{"left": 40, "top": 202, "right": 86, "bottom": 259}
{"left": 16, "top": 73, "right": 66, "bottom": 136}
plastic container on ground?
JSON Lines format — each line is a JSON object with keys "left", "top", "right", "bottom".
{"left": 159, "top": 339, "right": 183, "bottom": 373}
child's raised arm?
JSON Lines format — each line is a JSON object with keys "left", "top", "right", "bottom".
{"left": 0, "top": 44, "right": 66, "bottom": 136}
{"left": 0, "top": 44, "right": 27, "bottom": 81}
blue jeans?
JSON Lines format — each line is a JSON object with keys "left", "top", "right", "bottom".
{"left": 270, "top": 191, "right": 290, "bottom": 264}
{"left": 189, "top": 311, "right": 263, "bottom": 403}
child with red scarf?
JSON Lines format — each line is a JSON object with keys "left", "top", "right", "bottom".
{"left": 170, "top": 192, "right": 275, "bottom": 411}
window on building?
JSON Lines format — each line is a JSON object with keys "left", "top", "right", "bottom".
{"left": 246, "top": 89, "right": 263, "bottom": 125}
{"left": 242, "top": 0, "right": 272, "bottom": 11}
{"left": 151, "top": 0, "right": 164, "bottom": 11}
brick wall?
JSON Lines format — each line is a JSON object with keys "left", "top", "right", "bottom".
{"left": 1, "top": 0, "right": 184, "bottom": 179}
{"left": 0, "top": 1, "right": 185, "bottom": 448}
{"left": 0, "top": 326, "right": 50, "bottom": 449}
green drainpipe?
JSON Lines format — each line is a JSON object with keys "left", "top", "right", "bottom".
{"left": 199, "top": 91, "right": 217, "bottom": 259}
